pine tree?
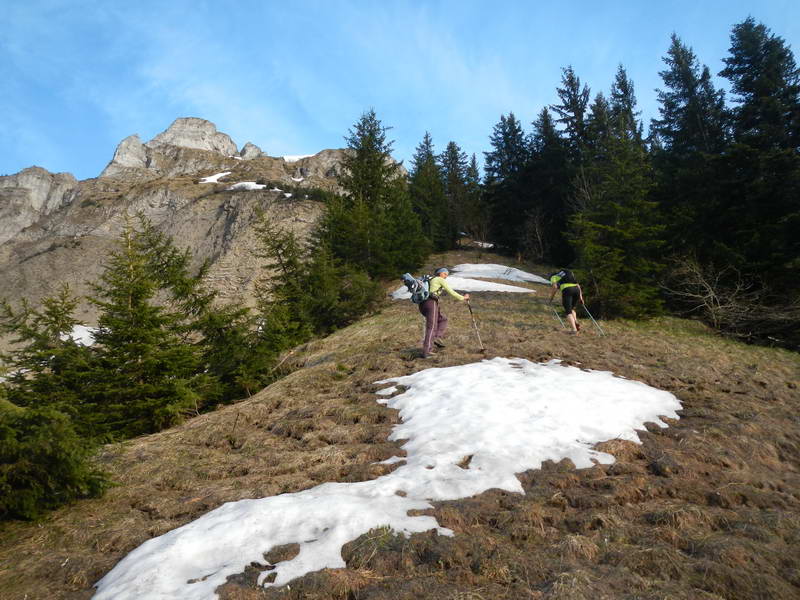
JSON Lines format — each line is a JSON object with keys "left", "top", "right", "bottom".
{"left": 0, "top": 286, "right": 92, "bottom": 422}
{"left": 652, "top": 34, "right": 727, "bottom": 156}
{"left": 0, "top": 401, "right": 108, "bottom": 520}
{"left": 339, "top": 108, "right": 403, "bottom": 208}
{"left": 463, "top": 154, "right": 489, "bottom": 242}
{"left": 651, "top": 34, "right": 729, "bottom": 259}
{"left": 550, "top": 66, "right": 591, "bottom": 160}
{"left": 585, "top": 92, "right": 613, "bottom": 161}
{"left": 483, "top": 113, "right": 530, "bottom": 252}
{"left": 439, "top": 141, "right": 469, "bottom": 245}
{"left": 719, "top": 17, "right": 800, "bottom": 150}
{"left": 483, "top": 113, "right": 529, "bottom": 183}
{"left": 610, "top": 64, "right": 644, "bottom": 143}
{"left": 570, "top": 118, "right": 664, "bottom": 318}
{"left": 324, "top": 109, "right": 428, "bottom": 276}
{"left": 85, "top": 219, "right": 217, "bottom": 438}
{"left": 526, "top": 108, "right": 573, "bottom": 263}
{"left": 711, "top": 19, "right": 800, "bottom": 291}
{"left": 409, "top": 132, "right": 449, "bottom": 250}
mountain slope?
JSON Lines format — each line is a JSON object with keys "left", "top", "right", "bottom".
{"left": 1, "top": 249, "right": 799, "bottom": 600}
{"left": 0, "top": 118, "right": 348, "bottom": 330}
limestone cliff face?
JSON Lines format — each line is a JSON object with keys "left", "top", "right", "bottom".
{"left": 288, "top": 149, "right": 351, "bottom": 179}
{"left": 100, "top": 119, "right": 238, "bottom": 180}
{"left": 98, "top": 119, "right": 349, "bottom": 182}
{"left": 0, "top": 167, "right": 78, "bottom": 246}
{"left": 146, "top": 117, "right": 238, "bottom": 156}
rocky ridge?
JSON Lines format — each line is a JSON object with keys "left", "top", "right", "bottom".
{"left": 0, "top": 118, "right": 353, "bottom": 328}
{"left": 0, "top": 167, "right": 79, "bottom": 247}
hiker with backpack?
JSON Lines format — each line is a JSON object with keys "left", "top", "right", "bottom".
{"left": 549, "top": 269, "right": 584, "bottom": 334}
{"left": 402, "top": 267, "right": 469, "bottom": 358}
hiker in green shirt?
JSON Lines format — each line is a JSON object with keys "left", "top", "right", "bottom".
{"left": 548, "top": 269, "right": 584, "bottom": 334}
{"left": 419, "top": 267, "right": 469, "bottom": 358}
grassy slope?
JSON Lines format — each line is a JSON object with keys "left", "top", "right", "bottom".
{"left": 1, "top": 249, "right": 799, "bottom": 600}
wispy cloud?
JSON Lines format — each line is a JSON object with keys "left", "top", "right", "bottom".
{"left": 2, "top": 0, "right": 798, "bottom": 178}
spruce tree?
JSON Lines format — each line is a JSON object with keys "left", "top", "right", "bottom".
{"left": 652, "top": 34, "right": 727, "bottom": 156}
{"left": 712, "top": 19, "right": 800, "bottom": 294}
{"left": 303, "top": 245, "right": 381, "bottom": 333}
{"left": 0, "top": 286, "right": 92, "bottom": 422}
{"left": 463, "top": 154, "right": 489, "bottom": 242}
{"left": 129, "top": 215, "right": 263, "bottom": 402}
{"left": 720, "top": 17, "right": 800, "bottom": 150}
{"left": 585, "top": 92, "right": 613, "bottom": 161}
{"left": 483, "top": 113, "right": 530, "bottom": 252}
{"left": 483, "top": 113, "right": 529, "bottom": 183}
{"left": 609, "top": 64, "right": 644, "bottom": 143}
{"left": 324, "top": 109, "right": 428, "bottom": 276}
{"left": 85, "top": 219, "right": 217, "bottom": 438}
{"left": 550, "top": 66, "right": 591, "bottom": 161}
{"left": 254, "top": 215, "right": 313, "bottom": 349}
{"left": 409, "top": 132, "right": 449, "bottom": 250}
{"left": 0, "top": 290, "right": 108, "bottom": 519}
{"left": 651, "top": 34, "right": 729, "bottom": 259}
{"left": 570, "top": 74, "right": 664, "bottom": 318}
{"left": 570, "top": 116, "right": 664, "bottom": 318}
{"left": 0, "top": 401, "right": 108, "bottom": 520}
{"left": 339, "top": 108, "right": 403, "bottom": 207}
{"left": 440, "top": 141, "right": 469, "bottom": 245}
{"left": 526, "top": 108, "right": 573, "bottom": 263}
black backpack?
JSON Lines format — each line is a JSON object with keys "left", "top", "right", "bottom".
{"left": 553, "top": 269, "right": 577, "bottom": 284}
{"left": 401, "top": 273, "right": 432, "bottom": 303}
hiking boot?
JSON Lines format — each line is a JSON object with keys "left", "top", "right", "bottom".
{"left": 433, "top": 338, "right": 446, "bottom": 348}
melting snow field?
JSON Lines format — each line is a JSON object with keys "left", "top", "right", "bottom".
{"left": 390, "top": 263, "right": 548, "bottom": 300}
{"left": 199, "top": 171, "right": 231, "bottom": 184}
{"left": 227, "top": 182, "right": 266, "bottom": 191}
{"left": 451, "top": 263, "right": 550, "bottom": 285}
{"left": 93, "top": 358, "right": 680, "bottom": 600}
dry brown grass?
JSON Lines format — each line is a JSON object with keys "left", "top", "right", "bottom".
{"left": 1, "top": 248, "right": 799, "bottom": 599}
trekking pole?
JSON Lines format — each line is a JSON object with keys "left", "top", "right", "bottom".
{"left": 466, "top": 300, "right": 486, "bottom": 354}
{"left": 550, "top": 303, "right": 566, "bottom": 328}
{"left": 581, "top": 304, "right": 605, "bottom": 336}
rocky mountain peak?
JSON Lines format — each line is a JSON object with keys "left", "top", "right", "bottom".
{"left": 145, "top": 117, "right": 238, "bottom": 156}
{"left": 99, "top": 134, "right": 149, "bottom": 178}
{"left": 239, "top": 142, "right": 265, "bottom": 160}
{"left": 0, "top": 166, "right": 79, "bottom": 246}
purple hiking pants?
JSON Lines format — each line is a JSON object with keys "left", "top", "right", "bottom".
{"left": 418, "top": 298, "right": 448, "bottom": 357}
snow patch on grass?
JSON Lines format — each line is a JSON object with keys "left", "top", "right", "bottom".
{"left": 93, "top": 358, "right": 680, "bottom": 599}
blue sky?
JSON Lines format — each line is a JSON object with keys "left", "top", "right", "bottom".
{"left": 2, "top": 0, "right": 798, "bottom": 180}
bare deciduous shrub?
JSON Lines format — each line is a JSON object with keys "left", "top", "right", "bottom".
{"left": 522, "top": 207, "right": 547, "bottom": 262}
{"left": 662, "top": 256, "right": 800, "bottom": 347}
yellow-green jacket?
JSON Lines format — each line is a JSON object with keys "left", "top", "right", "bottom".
{"left": 429, "top": 277, "right": 466, "bottom": 301}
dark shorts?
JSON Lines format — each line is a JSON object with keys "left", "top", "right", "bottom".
{"left": 562, "top": 286, "right": 580, "bottom": 313}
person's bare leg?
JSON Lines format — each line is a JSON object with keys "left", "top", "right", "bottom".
{"left": 566, "top": 311, "right": 579, "bottom": 333}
